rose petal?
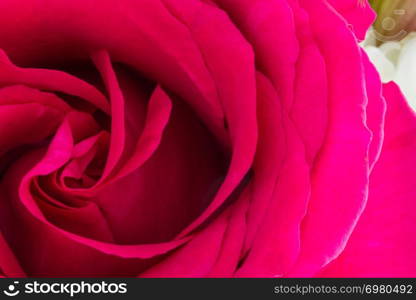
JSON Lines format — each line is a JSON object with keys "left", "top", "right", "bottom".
{"left": 242, "top": 72, "right": 286, "bottom": 258}
{"left": 95, "top": 89, "right": 225, "bottom": 244}
{"left": 0, "top": 0, "right": 227, "bottom": 145}
{"left": 212, "top": 0, "right": 298, "bottom": 109}
{"left": 236, "top": 73, "right": 310, "bottom": 277}
{"left": 361, "top": 50, "right": 387, "bottom": 171}
{"left": 0, "top": 86, "right": 69, "bottom": 156}
{"left": 161, "top": 0, "right": 257, "bottom": 238}
{"left": 91, "top": 50, "right": 126, "bottom": 182}
{"left": 327, "top": 0, "right": 376, "bottom": 41}
{"left": 207, "top": 187, "right": 250, "bottom": 277}
{"left": 0, "top": 49, "right": 109, "bottom": 113}
{"left": 0, "top": 231, "right": 26, "bottom": 277}
{"left": 140, "top": 211, "right": 229, "bottom": 277}
{"left": 289, "top": 0, "right": 372, "bottom": 276}
{"left": 319, "top": 83, "right": 416, "bottom": 277}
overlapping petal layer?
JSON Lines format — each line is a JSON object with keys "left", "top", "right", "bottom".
{"left": 0, "top": 0, "right": 414, "bottom": 278}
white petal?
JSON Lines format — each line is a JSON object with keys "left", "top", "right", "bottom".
{"left": 395, "top": 36, "right": 416, "bottom": 110}
{"left": 365, "top": 46, "right": 396, "bottom": 82}
{"left": 379, "top": 41, "right": 401, "bottom": 64}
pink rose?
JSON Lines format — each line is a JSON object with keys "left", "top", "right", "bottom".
{"left": 0, "top": 0, "right": 414, "bottom": 277}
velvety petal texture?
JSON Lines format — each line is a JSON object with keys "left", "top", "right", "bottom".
{"left": 0, "top": 0, "right": 414, "bottom": 278}
{"left": 319, "top": 83, "right": 416, "bottom": 277}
